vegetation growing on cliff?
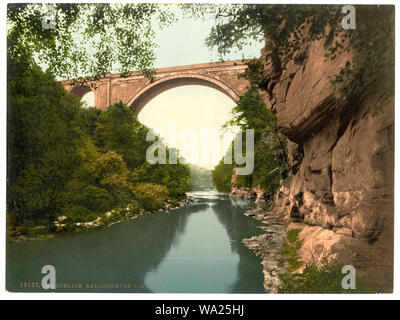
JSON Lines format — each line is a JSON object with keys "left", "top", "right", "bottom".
{"left": 279, "top": 260, "right": 375, "bottom": 293}
{"left": 212, "top": 86, "right": 287, "bottom": 197}
{"left": 7, "top": 59, "right": 191, "bottom": 235}
{"left": 187, "top": 4, "right": 394, "bottom": 106}
{"left": 277, "top": 229, "right": 377, "bottom": 293}
{"left": 278, "top": 229, "right": 303, "bottom": 273}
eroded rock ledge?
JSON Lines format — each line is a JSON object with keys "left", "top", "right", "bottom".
{"left": 260, "top": 34, "right": 394, "bottom": 287}
{"left": 233, "top": 32, "right": 393, "bottom": 292}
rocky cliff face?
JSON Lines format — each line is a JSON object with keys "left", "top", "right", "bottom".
{"left": 261, "top": 37, "right": 394, "bottom": 286}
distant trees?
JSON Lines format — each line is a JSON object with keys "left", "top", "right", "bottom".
{"left": 212, "top": 159, "right": 234, "bottom": 193}
{"left": 7, "top": 60, "right": 191, "bottom": 228}
{"left": 189, "top": 165, "right": 214, "bottom": 191}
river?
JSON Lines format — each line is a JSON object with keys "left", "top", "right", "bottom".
{"left": 6, "top": 192, "right": 265, "bottom": 293}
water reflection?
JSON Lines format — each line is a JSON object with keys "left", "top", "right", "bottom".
{"left": 212, "top": 197, "right": 265, "bottom": 293}
{"left": 7, "top": 192, "right": 265, "bottom": 293}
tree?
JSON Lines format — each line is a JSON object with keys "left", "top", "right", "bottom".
{"left": 189, "top": 165, "right": 214, "bottom": 191}
{"left": 91, "top": 151, "right": 132, "bottom": 206}
{"left": 131, "top": 183, "right": 170, "bottom": 212}
{"left": 186, "top": 4, "right": 394, "bottom": 102}
{"left": 7, "top": 3, "right": 175, "bottom": 82}
{"left": 212, "top": 157, "right": 234, "bottom": 193}
{"left": 7, "top": 60, "right": 192, "bottom": 228}
{"left": 226, "top": 85, "right": 287, "bottom": 165}
{"left": 131, "top": 158, "right": 191, "bottom": 200}
{"left": 93, "top": 102, "right": 151, "bottom": 171}
{"left": 213, "top": 86, "right": 286, "bottom": 196}
{"left": 81, "top": 102, "right": 192, "bottom": 201}
{"left": 7, "top": 60, "right": 83, "bottom": 225}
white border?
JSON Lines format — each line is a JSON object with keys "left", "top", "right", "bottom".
{"left": 1, "top": 0, "right": 398, "bottom": 301}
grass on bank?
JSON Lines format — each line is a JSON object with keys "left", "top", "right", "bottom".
{"left": 278, "top": 228, "right": 378, "bottom": 293}
{"left": 278, "top": 228, "right": 303, "bottom": 273}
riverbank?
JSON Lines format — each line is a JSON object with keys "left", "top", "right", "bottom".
{"left": 241, "top": 202, "right": 287, "bottom": 293}
{"left": 235, "top": 189, "right": 391, "bottom": 293}
{"left": 229, "top": 189, "right": 288, "bottom": 293}
{"left": 7, "top": 196, "right": 198, "bottom": 243}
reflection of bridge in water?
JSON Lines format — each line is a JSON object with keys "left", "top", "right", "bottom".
{"left": 62, "top": 60, "right": 250, "bottom": 114}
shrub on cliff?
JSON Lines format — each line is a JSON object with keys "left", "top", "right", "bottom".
{"left": 189, "top": 4, "right": 394, "bottom": 108}
{"left": 278, "top": 229, "right": 376, "bottom": 293}
{"left": 279, "top": 260, "right": 375, "bottom": 294}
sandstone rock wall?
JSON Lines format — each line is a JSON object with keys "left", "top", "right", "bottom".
{"left": 262, "top": 37, "right": 394, "bottom": 285}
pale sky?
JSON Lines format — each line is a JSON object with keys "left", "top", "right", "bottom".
{"left": 82, "top": 5, "right": 263, "bottom": 169}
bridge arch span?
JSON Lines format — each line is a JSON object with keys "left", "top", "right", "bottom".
{"left": 126, "top": 74, "right": 241, "bottom": 114}
{"left": 68, "top": 85, "right": 94, "bottom": 100}
{"left": 62, "top": 60, "right": 250, "bottom": 111}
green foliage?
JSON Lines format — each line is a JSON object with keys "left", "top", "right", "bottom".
{"left": 7, "top": 60, "right": 83, "bottom": 225}
{"left": 94, "top": 103, "right": 151, "bottom": 171}
{"left": 277, "top": 229, "right": 375, "bottom": 293}
{"left": 278, "top": 229, "right": 377, "bottom": 293}
{"left": 212, "top": 158, "right": 234, "bottom": 193}
{"left": 131, "top": 160, "right": 191, "bottom": 200}
{"left": 131, "top": 183, "right": 170, "bottom": 212}
{"left": 7, "top": 60, "right": 192, "bottom": 232}
{"left": 329, "top": 6, "right": 394, "bottom": 102}
{"left": 92, "top": 151, "right": 132, "bottom": 205}
{"left": 189, "top": 165, "right": 214, "bottom": 191}
{"left": 191, "top": 4, "right": 394, "bottom": 105}
{"left": 279, "top": 260, "right": 375, "bottom": 294}
{"left": 186, "top": 4, "right": 340, "bottom": 57}
{"left": 287, "top": 228, "right": 302, "bottom": 243}
{"left": 238, "top": 58, "right": 265, "bottom": 86}
{"left": 279, "top": 229, "right": 303, "bottom": 273}
{"left": 78, "top": 106, "right": 102, "bottom": 137}
{"left": 213, "top": 86, "right": 287, "bottom": 196}
{"left": 7, "top": 3, "right": 175, "bottom": 82}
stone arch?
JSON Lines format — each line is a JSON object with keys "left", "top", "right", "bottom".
{"left": 126, "top": 74, "right": 241, "bottom": 114}
{"left": 68, "top": 85, "right": 93, "bottom": 99}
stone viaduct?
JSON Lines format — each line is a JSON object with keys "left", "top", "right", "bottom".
{"left": 62, "top": 60, "right": 250, "bottom": 114}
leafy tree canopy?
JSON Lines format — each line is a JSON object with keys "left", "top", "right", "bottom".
{"left": 7, "top": 3, "right": 175, "bottom": 83}
{"left": 7, "top": 59, "right": 192, "bottom": 228}
{"left": 185, "top": 4, "right": 394, "bottom": 100}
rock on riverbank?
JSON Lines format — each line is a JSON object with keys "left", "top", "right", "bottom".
{"left": 242, "top": 204, "right": 287, "bottom": 293}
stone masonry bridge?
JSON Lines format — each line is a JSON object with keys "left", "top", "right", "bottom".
{"left": 62, "top": 60, "right": 250, "bottom": 114}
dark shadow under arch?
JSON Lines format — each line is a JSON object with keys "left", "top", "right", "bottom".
{"left": 69, "top": 85, "right": 93, "bottom": 100}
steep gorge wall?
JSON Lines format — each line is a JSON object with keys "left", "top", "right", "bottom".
{"left": 261, "top": 37, "right": 394, "bottom": 285}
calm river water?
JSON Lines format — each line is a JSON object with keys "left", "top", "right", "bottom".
{"left": 7, "top": 192, "right": 265, "bottom": 293}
